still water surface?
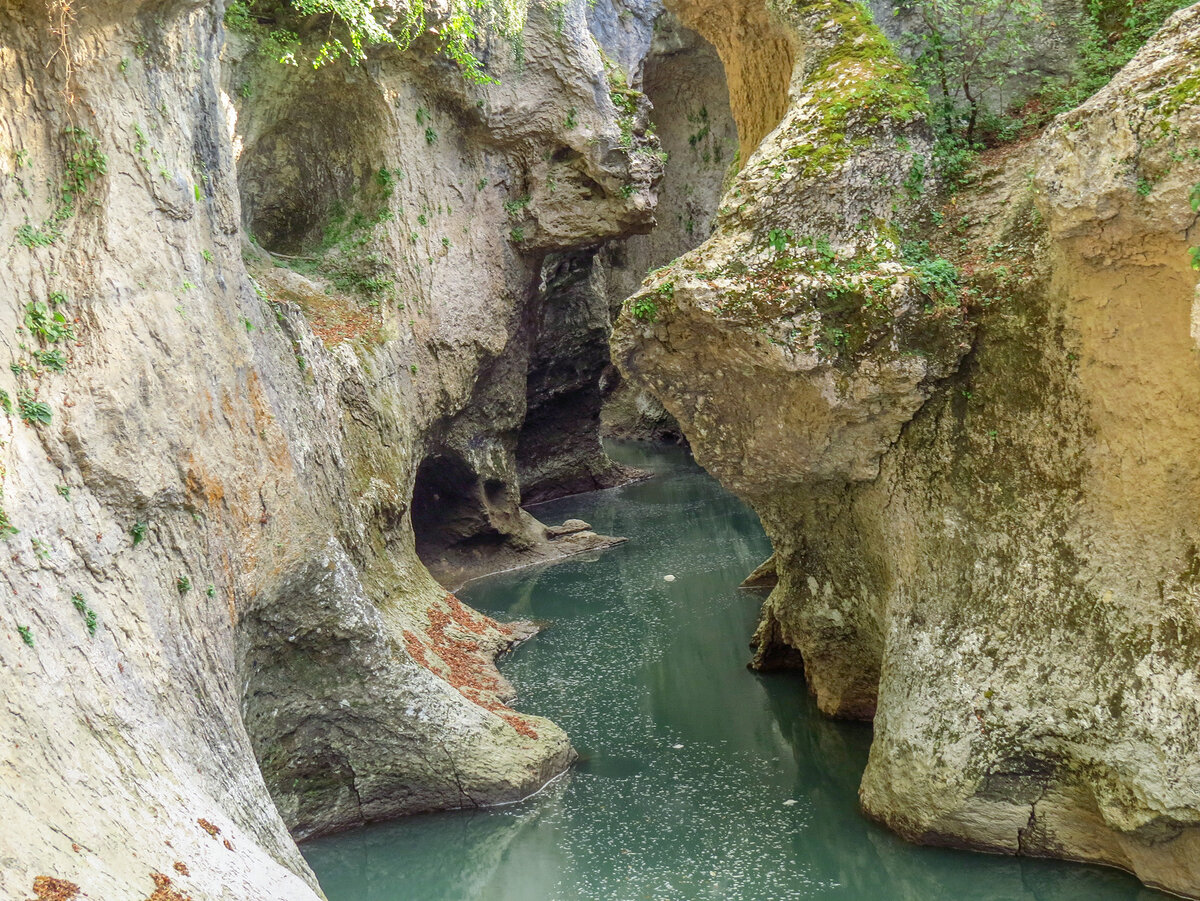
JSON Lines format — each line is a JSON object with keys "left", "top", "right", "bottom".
{"left": 304, "top": 443, "right": 1160, "bottom": 901}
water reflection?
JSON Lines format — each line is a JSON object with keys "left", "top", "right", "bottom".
{"left": 304, "top": 442, "right": 1158, "bottom": 901}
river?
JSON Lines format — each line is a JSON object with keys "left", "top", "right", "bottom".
{"left": 303, "top": 442, "right": 1159, "bottom": 901}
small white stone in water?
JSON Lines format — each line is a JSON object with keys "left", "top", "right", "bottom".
{"left": 782, "top": 799, "right": 798, "bottom": 806}
{"left": 671, "top": 743, "right": 684, "bottom": 749}
{"left": 664, "top": 574, "right": 676, "bottom": 582}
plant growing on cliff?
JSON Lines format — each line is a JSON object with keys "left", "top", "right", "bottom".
{"left": 903, "top": 240, "right": 961, "bottom": 306}
{"left": 768, "top": 228, "right": 794, "bottom": 254}
{"left": 896, "top": 0, "right": 1042, "bottom": 142}
{"left": 72, "top": 593, "right": 98, "bottom": 637}
{"left": 16, "top": 625, "right": 33, "bottom": 647}
{"left": 0, "top": 506, "right": 17, "bottom": 539}
{"left": 18, "top": 391, "right": 52, "bottom": 426}
{"left": 24, "top": 301, "right": 74, "bottom": 344}
{"left": 225, "top": 0, "right": 522, "bottom": 83}
{"left": 1040, "top": 0, "right": 1193, "bottom": 113}
{"left": 130, "top": 520, "right": 147, "bottom": 546}
{"left": 630, "top": 297, "right": 658, "bottom": 322}
{"left": 13, "top": 128, "right": 106, "bottom": 249}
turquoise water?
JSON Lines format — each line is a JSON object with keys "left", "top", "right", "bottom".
{"left": 304, "top": 443, "right": 1160, "bottom": 901}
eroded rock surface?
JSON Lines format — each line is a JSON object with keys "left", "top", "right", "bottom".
{"left": 614, "top": 0, "right": 1200, "bottom": 896}
{"left": 0, "top": 0, "right": 665, "bottom": 896}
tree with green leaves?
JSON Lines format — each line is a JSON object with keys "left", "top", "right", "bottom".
{"left": 897, "top": 0, "right": 1043, "bottom": 142}
{"left": 225, "top": 0, "right": 525, "bottom": 83}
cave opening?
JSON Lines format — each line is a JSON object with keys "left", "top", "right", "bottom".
{"left": 410, "top": 452, "right": 505, "bottom": 568}
{"left": 235, "top": 72, "right": 390, "bottom": 256}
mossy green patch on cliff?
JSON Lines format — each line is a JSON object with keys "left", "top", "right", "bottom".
{"left": 774, "top": 0, "right": 929, "bottom": 178}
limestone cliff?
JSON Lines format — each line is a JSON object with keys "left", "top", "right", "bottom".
{"left": 614, "top": 0, "right": 1200, "bottom": 896}
{"left": 0, "top": 0, "right": 664, "bottom": 897}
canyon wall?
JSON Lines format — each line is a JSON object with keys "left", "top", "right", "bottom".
{"left": 0, "top": 0, "right": 668, "bottom": 896}
{"left": 614, "top": 0, "right": 1200, "bottom": 896}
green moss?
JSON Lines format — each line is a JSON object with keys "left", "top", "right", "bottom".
{"left": 775, "top": 0, "right": 929, "bottom": 178}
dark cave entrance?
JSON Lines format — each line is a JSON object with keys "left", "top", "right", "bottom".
{"left": 410, "top": 453, "right": 506, "bottom": 567}
{"left": 235, "top": 72, "right": 390, "bottom": 255}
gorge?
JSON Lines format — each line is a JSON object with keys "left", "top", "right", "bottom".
{"left": 2, "top": 0, "right": 1200, "bottom": 898}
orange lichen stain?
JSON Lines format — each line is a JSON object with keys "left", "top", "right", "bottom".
{"left": 222, "top": 839, "right": 234, "bottom": 852}
{"left": 446, "top": 593, "right": 514, "bottom": 637}
{"left": 172, "top": 862, "right": 189, "bottom": 876}
{"left": 195, "top": 819, "right": 219, "bottom": 838}
{"left": 402, "top": 629, "right": 430, "bottom": 667}
{"left": 145, "top": 872, "right": 192, "bottom": 901}
{"left": 252, "top": 265, "right": 382, "bottom": 347}
{"left": 29, "top": 876, "right": 79, "bottom": 901}
{"left": 406, "top": 594, "right": 539, "bottom": 740}
{"left": 182, "top": 458, "right": 226, "bottom": 510}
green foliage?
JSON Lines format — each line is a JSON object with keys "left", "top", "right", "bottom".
{"left": 932, "top": 132, "right": 977, "bottom": 189}
{"left": 16, "top": 221, "right": 57, "bottom": 248}
{"left": 56, "top": 484, "right": 71, "bottom": 499}
{"left": 630, "top": 281, "right": 675, "bottom": 322}
{"left": 13, "top": 128, "right": 106, "bottom": 248}
{"left": 24, "top": 301, "right": 75, "bottom": 344}
{"left": 32, "top": 349, "right": 68, "bottom": 372}
{"left": 0, "top": 506, "right": 17, "bottom": 539}
{"left": 177, "top": 575, "right": 192, "bottom": 595}
{"left": 130, "top": 520, "right": 148, "bottom": 546}
{"left": 17, "top": 625, "right": 34, "bottom": 647}
{"left": 425, "top": 126, "right": 438, "bottom": 144}
{"left": 72, "top": 593, "right": 98, "bottom": 636}
{"left": 897, "top": 0, "right": 1042, "bottom": 142}
{"left": 503, "top": 196, "right": 530, "bottom": 217}
{"left": 904, "top": 153, "right": 928, "bottom": 198}
{"left": 509, "top": 226, "right": 525, "bottom": 243}
{"left": 767, "top": 228, "right": 794, "bottom": 254}
{"left": 903, "top": 240, "right": 961, "bottom": 306}
{"left": 18, "top": 391, "right": 52, "bottom": 426}
{"left": 225, "top": 0, "right": 522, "bottom": 83}
{"left": 564, "top": 106, "right": 578, "bottom": 129}
{"left": 61, "top": 128, "right": 108, "bottom": 215}
{"left": 0, "top": 389, "right": 11, "bottom": 416}
{"left": 376, "top": 166, "right": 402, "bottom": 198}
{"left": 1044, "top": 0, "right": 1192, "bottom": 112}
{"left": 630, "top": 297, "right": 659, "bottom": 322}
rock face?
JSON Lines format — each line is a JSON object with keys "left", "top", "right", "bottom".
{"left": 0, "top": 0, "right": 666, "bottom": 897}
{"left": 615, "top": 0, "right": 1200, "bottom": 896}
{"left": 596, "top": 9, "right": 736, "bottom": 444}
